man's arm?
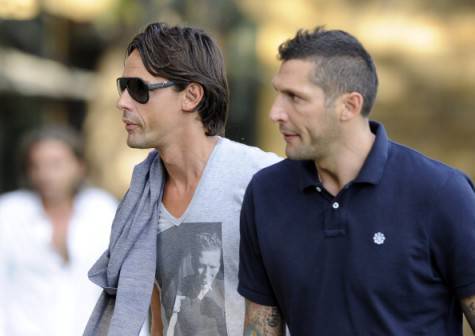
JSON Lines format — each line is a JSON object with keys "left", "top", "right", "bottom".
{"left": 151, "top": 284, "right": 163, "bottom": 336}
{"left": 243, "top": 299, "right": 284, "bottom": 336}
{"left": 461, "top": 295, "right": 475, "bottom": 332}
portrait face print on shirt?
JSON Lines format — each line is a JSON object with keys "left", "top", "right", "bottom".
{"left": 191, "top": 234, "right": 222, "bottom": 298}
{"left": 156, "top": 222, "right": 228, "bottom": 336}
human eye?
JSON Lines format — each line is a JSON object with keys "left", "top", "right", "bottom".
{"left": 287, "top": 92, "right": 303, "bottom": 103}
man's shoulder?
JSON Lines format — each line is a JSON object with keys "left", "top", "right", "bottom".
{"left": 254, "top": 158, "right": 296, "bottom": 177}
{"left": 389, "top": 141, "right": 474, "bottom": 196}
{"left": 0, "top": 190, "right": 38, "bottom": 232}
{"left": 75, "top": 187, "right": 118, "bottom": 223}
{"left": 77, "top": 187, "right": 118, "bottom": 207}
{"left": 219, "top": 137, "right": 282, "bottom": 171}
{"left": 0, "top": 189, "right": 36, "bottom": 209}
{"left": 390, "top": 141, "right": 468, "bottom": 182}
{"left": 249, "top": 159, "right": 299, "bottom": 191}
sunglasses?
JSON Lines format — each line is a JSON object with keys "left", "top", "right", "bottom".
{"left": 116, "top": 77, "right": 175, "bottom": 104}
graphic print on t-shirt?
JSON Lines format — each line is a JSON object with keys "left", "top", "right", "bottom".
{"left": 156, "top": 222, "right": 228, "bottom": 336}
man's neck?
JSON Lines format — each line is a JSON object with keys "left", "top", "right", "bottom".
{"left": 159, "top": 132, "right": 218, "bottom": 218}
{"left": 41, "top": 195, "right": 75, "bottom": 262}
{"left": 316, "top": 122, "right": 375, "bottom": 196}
{"left": 42, "top": 196, "right": 74, "bottom": 215}
{"left": 159, "top": 134, "right": 218, "bottom": 189}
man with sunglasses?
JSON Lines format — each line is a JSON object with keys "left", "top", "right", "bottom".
{"left": 83, "top": 22, "right": 279, "bottom": 336}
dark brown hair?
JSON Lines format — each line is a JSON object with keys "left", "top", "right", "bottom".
{"left": 127, "top": 22, "right": 229, "bottom": 136}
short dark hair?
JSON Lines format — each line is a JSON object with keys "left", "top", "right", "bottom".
{"left": 278, "top": 26, "right": 378, "bottom": 116}
{"left": 127, "top": 22, "right": 229, "bottom": 136}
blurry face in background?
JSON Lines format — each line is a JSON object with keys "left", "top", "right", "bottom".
{"left": 27, "top": 139, "right": 85, "bottom": 202}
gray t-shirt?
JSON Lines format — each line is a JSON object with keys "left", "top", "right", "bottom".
{"left": 155, "top": 137, "right": 280, "bottom": 336}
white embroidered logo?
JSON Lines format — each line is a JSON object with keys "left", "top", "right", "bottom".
{"left": 373, "top": 232, "right": 386, "bottom": 245}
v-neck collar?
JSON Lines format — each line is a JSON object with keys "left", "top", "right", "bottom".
{"left": 160, "top": 136, "right": 223, "bottom": 224}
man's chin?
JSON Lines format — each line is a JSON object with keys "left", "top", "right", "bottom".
{"left": 127, "top": 138, "right": 148, "bottom": 149}
{"left": 285, "top": 147, "right": 300, "bottom": 160}
{"left": 127, "top": 142, "right": 139, "bottom": 149}
{"left": 286, "top": 147, "right": 312, "bottom": 161}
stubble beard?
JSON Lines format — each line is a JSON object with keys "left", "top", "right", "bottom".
{"left": 285, "top": 140, "right": 317, "bottom": 160}
{"left": 285, "top": 131, "right": 338, "bottom": 162}
{"left": 126, "top": 133, "right": 150, "bottom": 149}
{"left": 286, "top": 147, "right": 317, "bottom": 161}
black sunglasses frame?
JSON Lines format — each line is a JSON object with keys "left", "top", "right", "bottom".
{"left": 117, "top": 77, "right": 175, "bottom": 104}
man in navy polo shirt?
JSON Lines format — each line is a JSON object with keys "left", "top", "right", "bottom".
{"left": 238, "top": 26, "right": 475, "bottom": 335}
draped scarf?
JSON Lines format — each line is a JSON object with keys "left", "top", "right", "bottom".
{"left": 84, "top": 150, "right": 164, "bottom": 335}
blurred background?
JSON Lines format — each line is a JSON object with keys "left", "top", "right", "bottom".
{"left": 1, "top": 0, "right": 474, "bottom": 196}
{"left": 0, "top": 0, "right": 475, "bottom": 197}
{"left": 0, "top": 0, "right": 474, "bottom": 334}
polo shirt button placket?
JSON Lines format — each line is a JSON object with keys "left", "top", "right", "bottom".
{"left": 332, "top": 202, "right": 340, "bottom": 210}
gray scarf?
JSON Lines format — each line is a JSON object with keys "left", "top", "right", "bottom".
{"left": 84, "top": 150, "right": 164, "bottom": 335}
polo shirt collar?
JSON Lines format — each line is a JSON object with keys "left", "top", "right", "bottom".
{"left": 298, "top": 160, "right": 320, "bottom": 191}
{"left": 353, "top": 120, "right": 389, "bottom": 185}
{"left": 298, "top": 120, "right": 390, "bottom": 190}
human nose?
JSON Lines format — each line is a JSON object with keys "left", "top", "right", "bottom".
{"left": 116, "top": 87, "right": 133, "bottom": 111}
{"left": 205, "top": 267, "right": 213, "bottom": 278}
{"left": 269, "top": 94, "right": 287, "bottom": 123}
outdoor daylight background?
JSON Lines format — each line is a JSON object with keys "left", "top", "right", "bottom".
{"left": 1, "top": 0, "right": 474, "bottom": 333}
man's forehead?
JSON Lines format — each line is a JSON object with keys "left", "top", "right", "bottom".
{"left": 124, "top": 49, "right": 141, "bottom": 66}
{"left": 122, "top": 50, "right": 164, "bottom": 80}
{"left": 29, "top": 139, "right": 75, "bottom": 159}
{"left": 272, "top": 59, "right": 317, "bottom": 89}
{"left": 123, "top": 50, "right": 147, "bottom": 73}
{"left": 281, "top": 59, "right": 315, "bottom": 72}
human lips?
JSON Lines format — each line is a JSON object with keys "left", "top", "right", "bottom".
{"left": 122, "top": 119, "right": 139, "bottom": 131}
{"left": 281, "top": 130, "right": 299, "bottom": 142}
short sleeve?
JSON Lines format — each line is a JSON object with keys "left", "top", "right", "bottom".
{"left": 238, "top": 179, "right": 277, "bottom": 306}
{"left": 430, "top": 171, "right": 475, "bottom": 299}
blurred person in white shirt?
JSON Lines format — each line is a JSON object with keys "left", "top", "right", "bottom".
{"left": 0, "top": 125, "right": 117, "bottom": 336}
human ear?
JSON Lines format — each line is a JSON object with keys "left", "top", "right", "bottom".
{"left": 340, "top": 92, "right": 364, "bottom": 121}
{"left": 182, "top": 83, "right": 204, "bottom": 112}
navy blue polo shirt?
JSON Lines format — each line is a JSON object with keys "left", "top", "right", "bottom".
{"left": 238, "top": 121, "right": 475, "bottom": 335}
